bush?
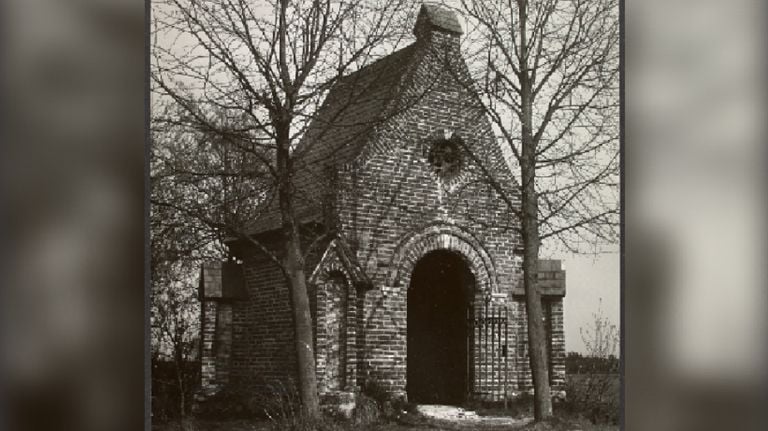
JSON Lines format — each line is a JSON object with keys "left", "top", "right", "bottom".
{"left": 192, "top": 386, "right": 258, "bottom": 420}
{"left": 258, "top": 381, "right": 356, "bottom": 431}
{"left": 151, "top": 360, "right": 200, "bottom": 422}
{"left": 350, "top": 394, "right": 380, "bottom": 426}
{"left": 560, "top": 298, "right": 619, "bottom": 425}
{"left": 562, "top": 373, "right": 619, "bottom": 425}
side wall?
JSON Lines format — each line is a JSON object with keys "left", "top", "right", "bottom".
{"left": 221, "top": 233, "right": 327, "bottom": 396}
{"left": 513, "top": 298, "right": 566, "bottom": 395}
{"left": 199, "top": 301, "right": 234, "bottom": 394}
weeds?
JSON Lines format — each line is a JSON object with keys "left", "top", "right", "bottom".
{"left": 563, "top": 374, "right": 619, "bottom": 425}
{"left": 561, "top": 299, "right": 620, "bottom": 425}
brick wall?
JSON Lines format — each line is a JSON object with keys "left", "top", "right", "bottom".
{"left": 211, "top": 232, "right": 327, "bottom": 397}
{"left": 548, "top": 298, "right": 567, "bottom": 393}
{"left": 199, "top": 300, "right": 234, "bottom": 394}
{"left": 200, "top": 6, "right": 567, "bottom": 404}
{"left": 513, "top": 297, "right": 566, "bottom": 395}
{"left": 199, "top": 301, "right": 217, "bottom": 393}
{"left": 315, "top": 271, "right": 359, "bottom": 394}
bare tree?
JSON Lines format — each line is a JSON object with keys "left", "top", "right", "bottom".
{"left": 581, "top": 298, "right": 619, "bottom": 360}
{"left": 151, "top": 0, "right": 412, "bottom": 418}
{"left": 150, "top": 144, "right": 220, "bottom": 421}
{"left": 569, "top": 298, "right": 619, "bottom": 424}
{"left": 452, "top": 0, "right": 619, "bottom": 420}
{"left": 151, "top": 264, "right": 200, "bottom": 421}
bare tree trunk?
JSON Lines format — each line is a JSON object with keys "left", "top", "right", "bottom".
{"left": 283, "top": 237, "right": 320, "bottom": 419}
{"left": 521, "top": 179, "right": 553, "bottom": 420}
{"left": 173, "top": 347, "right": 186, "bottom": 421}
{"left": 519, "top": 0, "right": 553, "bottom": 417}
{"left": 276, "top": 122, "right": 320, "bottom": 419}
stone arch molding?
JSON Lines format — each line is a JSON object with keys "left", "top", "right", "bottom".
{"left": 387, "top": 224, "right": 499, "bottom": 293}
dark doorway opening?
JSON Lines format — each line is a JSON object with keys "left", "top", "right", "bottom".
{"left": 407, "top": 250, "right": 473, "bottom": 405}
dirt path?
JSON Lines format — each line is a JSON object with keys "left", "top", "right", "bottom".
{"left": 410, "top": 404, "right": 532, "bottom": 429}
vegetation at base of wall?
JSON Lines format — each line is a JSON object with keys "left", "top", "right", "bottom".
{"left": 468, "top": 393, "right": 536, "bottom": 419}
{"left": 516, "top": 414, "right": 618, "bottom": 431}
{"left": 190, "top": 380, "right": 404, "bottom": 430}
{"left": 192, "top": 387, "right": 264, "bottom": 420}
{"left": 193, "top": 380, "right": 304, "bottom": 421}
{"left": 360, "top": 379, "right": 416, "bottom": 421}
{"left": 152, "top": 360, "right": 200, "bottom": 423}
{"left": 261, "top": 379, "right": 405, "bottom": 431}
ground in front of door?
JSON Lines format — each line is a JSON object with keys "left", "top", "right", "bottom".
{"left": 153, "top": 407, "right": 618, "bottom": 431}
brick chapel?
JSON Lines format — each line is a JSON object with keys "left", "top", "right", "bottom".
{"left": 197, "top": 3, "right": 566, "bottom": 407}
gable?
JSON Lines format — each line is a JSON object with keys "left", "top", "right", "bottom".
{"left": 246, "top": 3, "right": 518, "bottom": 235}
{"left": 350, "top": 38, "right": 520, "bottom": 202}
{"left": 309, "top": 238, "right": 372, "bottom": 290}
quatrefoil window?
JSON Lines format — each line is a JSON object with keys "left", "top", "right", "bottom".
{"left": 427, "top": 139, "right": 463, "bottom": 180}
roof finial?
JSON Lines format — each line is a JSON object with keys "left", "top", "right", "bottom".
{"left": 413, "top": 3, "right": 463, "bottom": 39}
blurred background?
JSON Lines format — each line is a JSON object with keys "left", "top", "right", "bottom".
{"left": 0, "top": 0, "right": 765, "bottom": 430}
{"left": 626, "top": 0, "right": 767, "bottom": 430}
{"left": 1, "top": 0, "right": 145, "bottom": 430}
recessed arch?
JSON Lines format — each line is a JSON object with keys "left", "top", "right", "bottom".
{"left": 387, "top": 223, "right": 499, "bottom": 293}
{"left": 406, "top": 249, "right": 472, "bottom": 404}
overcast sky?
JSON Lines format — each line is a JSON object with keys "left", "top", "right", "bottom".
{"left": 557, "top": 251, "right": 620, "bottom": 354}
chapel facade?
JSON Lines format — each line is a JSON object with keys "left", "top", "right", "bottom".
{"left": 197, "top": 3, "right": 566, "bottom": 407}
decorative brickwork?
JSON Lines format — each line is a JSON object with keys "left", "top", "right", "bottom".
{"left": 199, "top": 301, "right": 218, "bottom": 393}
{"left": 198, "top": 300, "right": 233, "bottom": 395}
{"left": 387, "top": 223, "right": 498, "bottom": 293}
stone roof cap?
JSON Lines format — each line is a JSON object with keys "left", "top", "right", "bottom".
{"left": 199, "top": 260, "right": 247, "bottom": 300}
{"left": 512, "top": 259, "right": 566, "bottom": 297}
{"left": 415, "top": 3, "right": 464, "bottom": 35}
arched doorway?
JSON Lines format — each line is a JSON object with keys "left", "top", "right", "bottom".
{"left": 407, "top": 250, "right": 474, "bottom": 404}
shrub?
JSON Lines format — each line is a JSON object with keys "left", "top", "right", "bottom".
{"left": 560, "top": 298, "right": 619, "bottom": 425}
{"left": 151, "top": 360, "right": 200, "bottom": 422}
{"left": 351, "top": 394, "right": 381, "bottom": 426}
{"left": 562, "top": 373, "right": 619, "bottom": 425}
{"left": 192, "top": 387, "right": 256, "bottom": 420}
{"left": 260, "top": 381, "right": 356, "bottom": 431}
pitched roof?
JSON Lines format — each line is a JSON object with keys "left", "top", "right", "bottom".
{"left": 246, "top": 44, "right": 419, "bottom": 234}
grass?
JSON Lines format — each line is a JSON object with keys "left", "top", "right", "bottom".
{"left": 154, "top": 373, "right": 620, "bottom": 431}
{"left": 153, "top": 417, "right": 617, "bottom": 431}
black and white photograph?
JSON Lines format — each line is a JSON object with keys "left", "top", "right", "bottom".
{"left": 150, "top": 1, "right": 618, "bottom": 429}
{"left": 3, "top": 0, "right": 768, "bottom": 431}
